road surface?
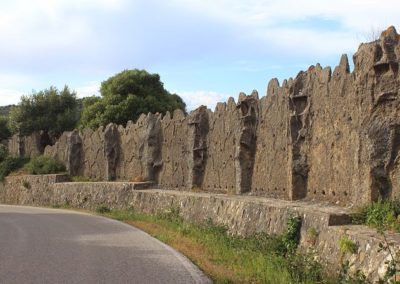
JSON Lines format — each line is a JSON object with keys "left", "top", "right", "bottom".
{"left": 0, "top": 205, "right": 211, "bottom": 284}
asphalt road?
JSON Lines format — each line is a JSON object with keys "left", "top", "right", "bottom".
{"left": 0, "top": 205, "right": 211, "bottom": 284}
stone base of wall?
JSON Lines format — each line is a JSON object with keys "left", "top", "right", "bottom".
{"left": 0, "top": 174, "right": 398, "bottom": 281}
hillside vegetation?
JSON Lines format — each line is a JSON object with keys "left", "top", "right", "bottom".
{"left": 0, "top": 105, "right": 13, "bottom": 117}
{"left": 1, "top": 69, "right": 186, "bottom": 140}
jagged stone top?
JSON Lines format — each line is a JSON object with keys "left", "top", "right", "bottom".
{"left": 380, "top": 25, "right": 399, "bottom": 42}
{"left": 60, "top": 26, "right": 399, "bottom": 136}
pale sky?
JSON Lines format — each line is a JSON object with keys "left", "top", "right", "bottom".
{"left": 0, "top": 0, "right": 399, "bottom": 110}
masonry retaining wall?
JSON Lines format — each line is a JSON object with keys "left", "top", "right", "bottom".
{"left": 0, "top": 174, "right": 398, "bottom": 281}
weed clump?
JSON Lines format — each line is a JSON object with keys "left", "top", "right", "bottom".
{"left": 352, "top": 199, "right": 400, "bottom": 232}
{"left": 339, "top": 236, "right": 358, "bottom": 255}
{"left": 157, "top": 205, "right": 182, "bottom": 223}
{"left": 96, "top": 205, "right": 111, "bottom": 214}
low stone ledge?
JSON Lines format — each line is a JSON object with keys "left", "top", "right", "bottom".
{"left": 59, "top": 181, "right": 156, "bottom": 190}
{"left": 6, "top": 174, "right": 70, "bottom": 183}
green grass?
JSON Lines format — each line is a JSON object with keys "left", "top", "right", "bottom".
{"left": 339, "top": 236, "right": 358, "bottom": 255}
{"left": 51, "top": 202, "right": 72, "bottom": 209}
{"left": 352, "top": 199, "right": 400, "bottom": 232}
{"left": 95, "top": 205, "right": 111, "bottom": 214}
{"left": 96, "top": 206, "right": 328, "bottom": 284}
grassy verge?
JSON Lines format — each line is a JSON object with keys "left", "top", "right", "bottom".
{"left": 93, "top": 206, "right": 328, "bottom": 284}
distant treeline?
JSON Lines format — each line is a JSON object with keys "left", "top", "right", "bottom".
{"left": 0, "top": 105, "right": 13, "bottom": 117}
{"left": 0, "top": 69, "right": 186, "bottom": 143}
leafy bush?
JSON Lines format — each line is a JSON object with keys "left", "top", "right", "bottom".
{"left": 352, "top": 199, "right": 400, "bottom": 232}
{"left": 0, "top": 156, "right": 30, "bottom": 181}
{"left": 350, "top": 199, "right": 400, "bottom": 282}
{"left": 9, "top": 86, "right": 80, "bottom": 139}
{"left": 282, "top": 215, "right": 302, "bottom": 255}
{"left": 0, "top": 117, "right": 11, "bottom": 142}
{"left": 79, "top": 69, "right": 186, "bottom": 129}
{"left": 24, "top": 155, "right": 66, "bottom": 175}
{"left": 0, "top": 144, "right": 8, "bottom": 162}
{"left": 287, "top": 252, "right": 323, "bottom": 283}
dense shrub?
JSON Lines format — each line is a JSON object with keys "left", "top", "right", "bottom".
{"left": 9, "top": 86, "right": 80, "bottom": 139}
{"left": 0, "top": 156, "right": 30, "bottom": 181}
{"left": 0, "top": 117, "right": 11, "bottom": 142}
{"left": 24, "top": 155, "right": 66, "bottom": 175}
{"left": 80, "top": 69, "right": 186, "bottom": 129}
{"left": 0, "top": 144, "right": 8, "bottom": 162}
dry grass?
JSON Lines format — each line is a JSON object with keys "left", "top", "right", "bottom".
{"left": 191, "top": 186, "right": 204, "bottom": 193}
{"left": 131, "top": 176, "right": 145, "bottom": 182}
{"left": 127, "top": 220, "right": 239, "bottom": 282}
{"left": 8, "top": 168, "right": 29, "bottom": 176}
{"left": 99, "top": 208, "right": 326, "bottom": 284}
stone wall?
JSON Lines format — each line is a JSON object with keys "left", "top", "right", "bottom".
{"left": 8, "top": 132, "right": 48, "bottom": 158}
{"left": 0, "top": 174, "right": 398, "bottom": 281}
{"left": 116, "top": 113, "right": 163, "bottom": 182}
{"left": 159, "top": 109, "right": 191, "bottom": 190}
{"left": 202, "top": 93, "right": 258, "bottom": 195}
{"left": 10, "top": 27, "right": 400, "bottom": 207}
{"left": 252, "top": 79, "right": 290, "bottom": 199}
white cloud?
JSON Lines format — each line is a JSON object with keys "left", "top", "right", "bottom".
{"left": 0, "top": 73, "right": 35, "bottom": 105}
{"left": 0, "top": 88, "right": 23, "bottom": 106}
{"left": 0, "top": 0, "right": 126, "bottom": 60}
{"left": 0, "top": 73, "right": 35, "bottom": 87}
{"left": 0, "top": 0, "right": 399, "bottom": 109}
{"left": 177, "top": 90, "right": 231, "bottom": 111}
{"left": 172, "top": 0, "right": 399, "bottom": 31}
{"left": 74, "top": 81, "right": 100, "bottom": 98}
{"left": 171, "top": 0, "right": 400, "bottom": 56}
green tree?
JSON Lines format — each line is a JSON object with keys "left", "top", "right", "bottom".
{"left": 9, "top": 86, "right": 80, "bottom": 139}
{"left": 80, "top": 69, "right": 186, "bottom": 129}
{"left": 0, "top": 117, "right": 11, "bottom": 142}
